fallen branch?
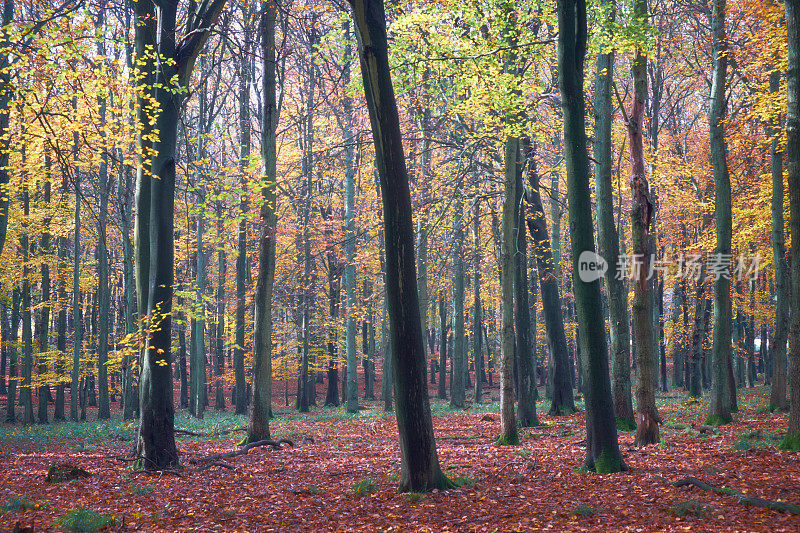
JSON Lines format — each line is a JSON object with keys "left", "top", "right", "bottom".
{"left": 189, "top": 438, "right": 294, "bottom": 465}
{"left": 670, "top": 476, "right": 800, "bottom": 514}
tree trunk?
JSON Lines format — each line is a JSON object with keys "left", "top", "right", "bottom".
{"left": 234, "top": 2, "right": 252, "bottom": 416}
{"left": 134, "top": 0, "right": 225, "bottom": 470}
{"left": 707, "top": 0, "right": 734, "bottom": 427}
{"left": 350, "top": 0, "right": 450, "bottom": 491}
{"left": 37, "top": 165, "right": 52, "bottom": 424}
{"left": 628, "top": 0, "right": 660, "bottom": 445}
{"left": 214, "top": 214, "right": 226, "bottom": 411}
{"left": 558, "top": 0, "right": 624, "bottom": 472}
{"left": 5, "top": 288, "right": 19, "bottom": 422}
{"left": 515, "top": 141, "right": 538, "bottom": 428}
{"left": 593, "top": 3, "right": 634, "bottom": 426}
{"left": 771, "top": 65, "right": 789, "bottom": 411}
{"left": 451, "top": 196, "right": 466, "bottom": 409}
{"left": 473, "top": 201, "right": 483, "bottom": 404}
{"left": 499, "top": 135, "right": 519, "bottom": 444}
{"left": 524, "top": 150, "right": 575, "bottom": 416}
{"left": 438, "top": 292, "right": 447, "bottom": 400}
{"left": 782, "top": 0, "right": 800, "bottom": 449}
{"left": 246, "top": 0, "right": 279, "bottom": 444}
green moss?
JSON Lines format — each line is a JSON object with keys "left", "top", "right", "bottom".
{"left": 1, "top": 496, "right": 47, "bottom": 513}
{"left": 769, "top": 403, "right": 789, "bottom": 413}
{"left": 450, "top": 474, "right": 478, "bottom": 488}
{"left": 616, "top": 418, "right": 637, "bottom": 432}
{"left": 573, "top": 504, "right": 595, "bottom": 516}
{"left": 54, "top": 507, "right": 116, "bottom": 532}
{"left": 495, "top": 430, "right": 520, "bottom": 446}
{"left": 592, "top": 448, "right": 622, "bottom": 474}
{"left": 779, "top": 432, "right": 800, "bottom": 451}
{"left": 703, "top": 414, "right": 731, "bottom": 427}
{"left": 668, "top": 499, "right": 710, "bottom": 518}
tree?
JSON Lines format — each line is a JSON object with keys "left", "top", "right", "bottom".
{"left": 593, "top": 0, "right": 634, "bottom": 428}
{"left": 557, "top": 0, "right": 624, "bottom": 472}
{"left": 770, "top": 64, "right": 789, "bottom": 412}
{"left": 781, "top": 0, "right": 800, "bottom": 450}
{"left": 628, "top": 0, "right": 660, "bottom": 446}
{"left": 706, "top": 0, "right": 734, "bottom": 427}
{"left": 349, "top": 0, "right": 451, "bottom": 492}
{"left": 246, "top": 0, "right": 279, "bottom": 444}
{"left": 133, "top": 0, "right": 226, "bottom": 470}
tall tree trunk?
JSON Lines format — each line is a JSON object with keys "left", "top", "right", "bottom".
{"left": 628, "top": 0, "right": 660, "bottom": 445}
{"left": 515, "top": 141, "right": 538, "bottom": 428}
{"left": 234, "top": 1, "right": 252, "bottom": 416}
{"left": 771, "top": 65, "right": 789, "bottom": 411}
{"left": 134, "top": 0, "right": 225, "bottom": 470}
{"left": 350, "top": 0, "right": 450, "bottom": 491}
{"left": 499, "top": 135, "right": 519, "bottom": 444}
{"left": 20, "top": 184, "right": 33, "bottom": 424}
{"left": 246, "top": 0, "right": 279, "bottom": 444}
{"left": 558, "top": 0, "right": 624, "bottom": 472}
{"left": 37, "top": 162, "right": 52, "bottom": 424}
{"left": 70, "top": 179, "right": 81, "bottom": 422}
{"left": 524, "top": 152, "right": 575, "bottom": 416}
{"left": 0, "top": 0, "right": 13, "bottom": 257}
{"left": 343, "top": 19, "right": 359, "bottom": 414}
{"left": 5, "top": 288, "right": 19, "bottom": 422}
{"left": 438, "top": 292, "right": 447, "bottom": 400}
{"left": 451, "top": 196, "right": 466, "bottom": 409}
{"left": 707, "top": 0, "right": 734, "bottom": 427}
{"left": 473, "top": 201, "right": 483, "bottom": 403}
{"left": 781, "top": 0, "right": 800, "bottom": 450}
{"left": 214, "top": 213, "right": 226, "bottom": 411}
{"left": 669, "top": 278, "right": 685, "bottom": 388}
{"left": 593, "top": 4, "right": 634, "bottom": 425}
{"left": 96, "top": 54, "right": 111, "bottom": 420}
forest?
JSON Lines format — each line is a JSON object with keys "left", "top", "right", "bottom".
{"left": 0, "top": 0, "right": 798, "bottom": 530}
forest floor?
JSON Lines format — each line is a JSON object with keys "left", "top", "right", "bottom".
{"left": 1, "top": 385, "right": 799, "bottom": 532}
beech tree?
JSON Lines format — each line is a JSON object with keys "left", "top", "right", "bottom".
{"left": 349, "top": 0, "right": 451, "bottom": 492}
{"left": 557, "top": 0, "right": 624, "bottom": 472}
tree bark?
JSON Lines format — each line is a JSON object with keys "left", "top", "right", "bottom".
{"left": 593, "top": 2, "right": 633, "bottom": 426}
{"left": 770, "top": 66, "right": 789, "bottom": 411}
{"left": 782, "top": 0, "right": 800, "bottom": 449}
{"left": 707, "top": 0, "right": 734, "bottom": 427}
{"left": 246, "top": 0, "right": 279, "bottom": 444}
{"left": 558, "top": 0, "right": 624, "bottom": 472}
{"left": 350, "top": 0, "right": 450, "bottom": 491}
{"left": 628, "top": 0, "right": 660, "bottom": 445}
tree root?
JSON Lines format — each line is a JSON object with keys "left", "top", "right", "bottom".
{"left": 188, "top": 438, "right": 294, "bottom": 465}
{"left": 664, "top": 476, "right": 800, "bottom": 514}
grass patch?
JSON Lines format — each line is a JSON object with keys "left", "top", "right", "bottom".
{"left": 128, "top": 482, "right": 155, "bottom": 495}
{"left": 55, "top": 506, "right": 116, "bottom": 532}
{"left": 351, "top": 477, "right": 376, "bottom": 497}
{"left": 1, "top": 496, "right": 46, "bottom": 513}
{"left": 668, "top": 499, "right": 710, "bottom": 518}
{"left": 405, "top": 492, "right": 426, "bottom": 502}
{"left": 450, "top": 474, "right": 478, "bottom": 488}
{"left": 445, "top": 463, "right": 472, "bottom": 470}
{"left": 573, "top": 504, "right": 595, "bottom": 516}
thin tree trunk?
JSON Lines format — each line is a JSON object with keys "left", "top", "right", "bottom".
{"left": 771, "top": 65, "right": 789, "bottom": 411}
{"left": 451, "top": 196, "right": 466, "bottom": 409}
